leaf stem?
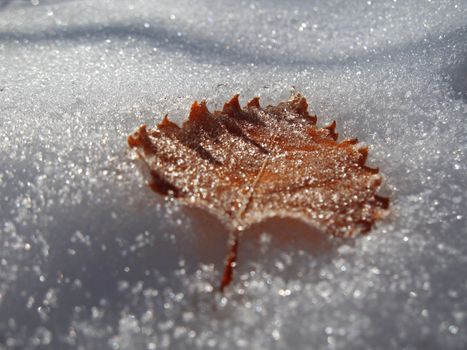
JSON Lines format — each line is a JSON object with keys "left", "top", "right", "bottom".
{"left": 220, "top": 229, "right": 240, "bottom": 293}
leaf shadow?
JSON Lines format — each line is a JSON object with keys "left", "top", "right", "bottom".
{"left": 0, "top": 191, "right": 346, "bottom": 349}
{"left": 182, "top": 207, "right": 342, "bottom": 287}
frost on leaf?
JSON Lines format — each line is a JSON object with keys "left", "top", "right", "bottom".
{"left": 128, "top": 94, "right": 389, "bottom": 291}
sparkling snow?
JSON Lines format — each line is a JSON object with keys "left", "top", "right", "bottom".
{"left": 0, "top": 0, "right": 466, "bottom": 349}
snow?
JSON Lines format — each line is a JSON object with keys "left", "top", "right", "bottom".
{"left": 0, "top": 0, "right": 466, "bottom": 349}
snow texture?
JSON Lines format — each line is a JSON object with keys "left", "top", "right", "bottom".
{"left": 0, "top": 0, "right": 466, "bottom": 349}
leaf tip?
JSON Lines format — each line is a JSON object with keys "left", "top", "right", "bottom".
{"left": 128, "top": 124, "right": 147, "bottom": 148}
{"left": 223, "top": 94, "right": 242, "bottom": 116}
{"left": 375, "top": 194, "right": 390, "bottom": 209}
{"left": 324, "top": 120, "right": 338, "bottom": 141}
{"left": 289, "top": 93, "right": 316, "bottom": 124}
{"left": 339, "top": 138, "right": 359, "bottom": 147}
{"left": 189, "top": 100, "right": 210, "bottom": 122}
{"left": 358, "top": 146, "right": 369, "bottom": 166}
{"left": 158, "top": 114, "right": 180, "bottom": 130}
{"left": 247, "top": 96, "right": 260, "bottom": 109}
{"left": 128, "top": 124, "right": 158, "bottom": 154}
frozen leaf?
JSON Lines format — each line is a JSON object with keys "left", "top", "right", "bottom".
{"left": 128, "top": 94, "right": 389, "bottom": 291}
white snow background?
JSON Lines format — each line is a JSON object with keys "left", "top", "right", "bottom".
{"left": 0, "top": 0, "right": 466, "bottom": 349}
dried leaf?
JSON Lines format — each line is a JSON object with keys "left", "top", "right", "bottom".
{"left": 128, "top": 94, "right": 389, "bottom": 291}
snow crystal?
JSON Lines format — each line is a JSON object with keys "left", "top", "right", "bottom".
{"left": 0, "top": 0, "right": 466, "bottom": 349}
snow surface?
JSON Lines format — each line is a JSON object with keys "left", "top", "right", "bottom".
{"left": 0, "top": 0, "right": 466, "bottom": 349}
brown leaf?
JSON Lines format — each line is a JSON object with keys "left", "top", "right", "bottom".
{"left": 128, "top": 94, "right": 389, "bottom": 291}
